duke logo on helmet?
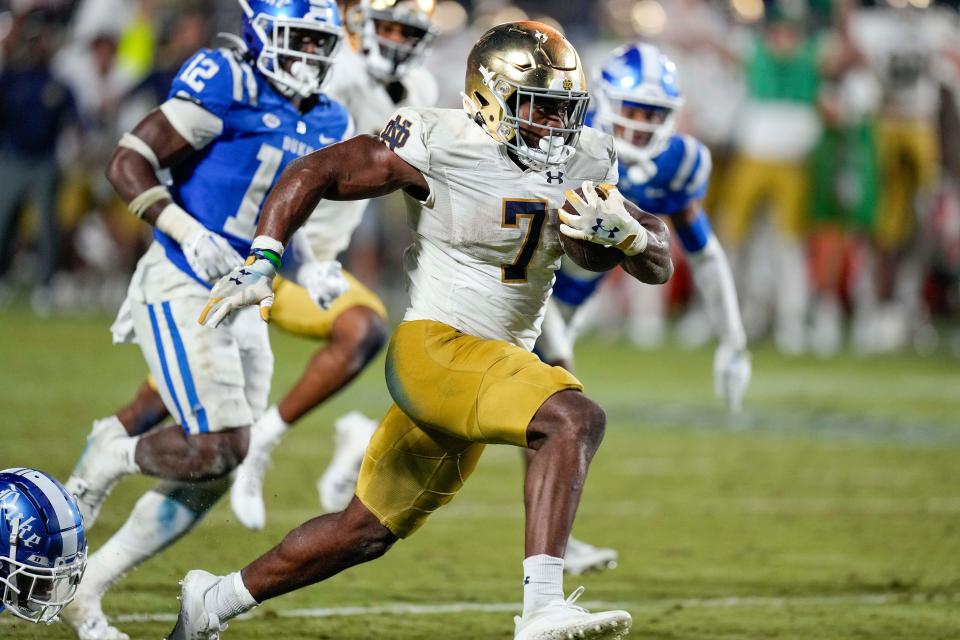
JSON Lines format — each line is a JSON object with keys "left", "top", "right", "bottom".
{"left": 0, "top": 468, "right": 86, "bottom": 624}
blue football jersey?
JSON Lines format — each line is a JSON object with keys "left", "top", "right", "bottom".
{"left": 552, "top": 132, "right": 712, "bottom": 308}
{"left": 617, "top": 134, "right": 711, "bottom": 216}
{"left": 157, "top": 48, "right": 352, "bottom": 285}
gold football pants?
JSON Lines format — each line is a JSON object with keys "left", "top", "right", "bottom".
{"left": 356, "top": 320, "right": 582, "bottom": 537}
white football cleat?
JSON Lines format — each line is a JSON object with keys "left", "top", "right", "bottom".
{"left": 514, "top": 587, "right": 632, "bottom": 640}
{"left": 564, "top": 537, "right": 618, "bottom": 576}
{"left": 317, "top": 411, "right": 377, "bottom": 513}
{"left": 65, "top": 418, "right": 135, "bottom": 529}
{"left": 60, "top": 586, "right": 129, "bottom": 640}
{"left": 166, "top": 570, "right": 226, "bottom": 640}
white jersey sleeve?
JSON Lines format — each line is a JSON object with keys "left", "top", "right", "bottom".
{"left": 379, "top": 106, "right": 437, "bottom": 206}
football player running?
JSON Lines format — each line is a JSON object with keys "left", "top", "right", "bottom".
{"left": 538, "top": 44, "right": 750, "bottom": 410}
{"left": 60, "top": 2, "right": 357, "bottom": 639}
{"left": 169, "top": 22, "right": 671, "bottom": 640}
{"left": 229, "top": 0, "right": 441, "bottom": 528}
{"left": 0, "top": 468, "right": 87, "bottom": 624}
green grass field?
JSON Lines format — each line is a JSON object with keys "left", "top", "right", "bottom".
{"left": 2, "top": 309, "right": 959, "bottom": 639}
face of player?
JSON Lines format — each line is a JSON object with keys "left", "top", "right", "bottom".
{"left": 374, "top": 19, "right": 424, "bottom": 44}
{"left": 515, "top": 96, "right": 573, "bottom": 148}
{"left": 279, "top": 27, "right": 338, "bottom": 74}
{"left": 373, "top": 19, "right": 428, "bottom": 65}
{"left": 614, "top": 103, "right": 669, "bottom": 147}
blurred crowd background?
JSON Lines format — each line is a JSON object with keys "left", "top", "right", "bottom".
{"left": 2, "top": 0, "right": 959, "bottom": 358}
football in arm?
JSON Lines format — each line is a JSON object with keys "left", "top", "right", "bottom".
{"left": 558, "top": 184, "right": 635, "bottom": 272}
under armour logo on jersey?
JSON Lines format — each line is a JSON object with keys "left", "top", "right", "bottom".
{"left": 545, "top": 171, "right": 564, "bottom": 184}
{"left": 592, "top": 218, "right": 620, "bottom": 238}
{"left": 380, "top": 115, "right": 412, "bottom": 151}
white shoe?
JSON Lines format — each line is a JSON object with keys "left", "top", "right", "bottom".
{"left": 65, "top": 418, "right": 135, "bottom": 529}
{"left": 60, "top": 586, "right": 129, "bottom": 640}
{"left": 166, "top": 570, "right": 225, "bottom": 640}
{"left": 317, "top": 412, "right": 377, "bottom": 513}
{"left": 514, "top": 587, "right": 632, "bottom": 640}
{"left": 564, "top": 537, "right": 618, "bottom": 576}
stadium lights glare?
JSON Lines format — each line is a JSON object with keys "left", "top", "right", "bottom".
{"left": 434, "top": 0, "right": 468, "bottom": 34}
{"left": 730, "top": 0, "right": 764, "bottom": 23}
{"left": 631, "top": 0, "right": 667, "bottom": 36}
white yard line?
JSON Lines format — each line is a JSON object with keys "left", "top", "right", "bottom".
{"left": 3, "top": 591, "right": 952, "bottom": 626}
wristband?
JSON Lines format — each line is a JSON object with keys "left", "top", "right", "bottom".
{"left": 249, "top": 235, "right": 284, "bottom": 269}
{"left": 128, "top": 185, "right": 171, "bottom": 219}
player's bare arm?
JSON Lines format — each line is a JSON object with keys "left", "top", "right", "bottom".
{"left": 254, "top": 133, "right": 428, "bottom": 244}
{"left": 105, "top": 110, "right": 195, "bottom": 225}
{"left": 107, "top": 107, "right": 245, "bottom": 285}
{"left": 199, "top": 135, "right": 427, "bottom": 326}
{"left": 623, "top": 205, "right": 672, "bottom": 285}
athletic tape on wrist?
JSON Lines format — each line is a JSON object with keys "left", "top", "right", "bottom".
{"left": 128, "top": 185, "right": 172, "bottom": 219}
{"left": 251, "top": 235, "right": 284, "bottom": 256}
{"left": 618, "top": 227, "right": 649, "bottom": 256}
{"left": 118, "top": 133, "right": 161, "bottom": 172}
{"left": 155, "top": 202, "right": 204, "bottom": 244}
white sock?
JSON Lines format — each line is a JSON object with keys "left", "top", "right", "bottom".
{"left": 80, "top": 488, "right": 201, "bottom": 599}
{"left": 205, "top": 572, "right": 258, "bottom": 622}
{"left": 117, "top": 436, "right": 141, "bottom": 475}
{"left": 98, "top": 415, "right": 141, "bottom": 475}
{"left": 251, "top": 406, "right": 290, "bottom": 451}
{"left": 522, "top": 554, "right": 564, "bottom": 617}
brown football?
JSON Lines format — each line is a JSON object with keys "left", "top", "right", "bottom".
{"left": 558, "top": 184, "right": 631, "bottom": 272}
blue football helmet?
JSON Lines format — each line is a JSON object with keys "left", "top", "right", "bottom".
{"left": 239, "top": 0, "right": 343, "bottom": 98}
{"left": 594, "top": 43, "right": 684, "bottom": 161}
{"left": 0, "top": 468, "right": 86, "bottom": 623}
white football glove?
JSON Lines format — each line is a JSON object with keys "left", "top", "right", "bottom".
{"left": 559, "top": 181, "right": 649, "bottom": 256}
{"left": 714, "top": 342, "right": 751, "bottom": 413}
{"left": 199, "top": 257, "right": 277, "bottom": 328}
{"left": 181, "top": 230, "right": 244, "bottom": 283}
{"left": 300, "top": 260, "right": 350, "bottom": 310}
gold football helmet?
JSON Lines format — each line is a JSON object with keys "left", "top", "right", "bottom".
{"left": 463, "top": 21, "right": 590, "bottom": 171}
{"left": 344, "top": 0, "right": 437, "bottom": 80}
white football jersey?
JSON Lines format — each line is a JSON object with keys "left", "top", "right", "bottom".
{"left": 385, "top": 106, "right": 618, "bottom": 350}
{"left": 326, "top": 47, "right": 439, "bottom": 135}
{"left": 305, "top": 48, "right": 439, "bottom": 259}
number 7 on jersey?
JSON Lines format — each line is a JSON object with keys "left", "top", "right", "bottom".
{"left": 501, "top": 199, "right": 547, "bottom": 283}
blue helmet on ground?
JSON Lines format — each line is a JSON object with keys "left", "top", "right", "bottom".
{"left": 0, "top": 468, "right": 86, "bottom": 623}
{"left": 594, "top": 43, "right": 684, "bottom": 161}
{"left": 239, "top": 0, "right": 343, "bottom": 97}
